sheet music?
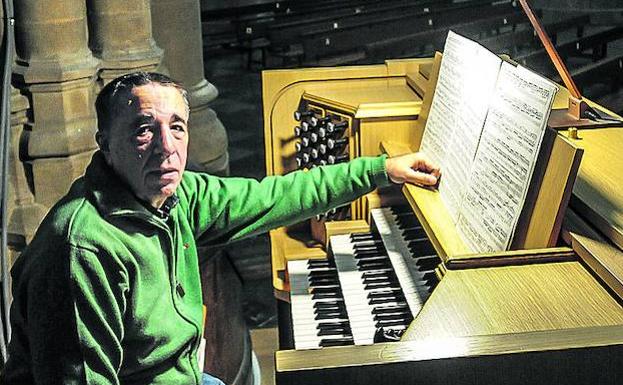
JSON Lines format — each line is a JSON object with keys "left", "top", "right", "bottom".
{"left": 457, "top": 62, "right": 558, "bottom": 252}
{"left": 419, "top": 31, "right": 502, "bottom": 221}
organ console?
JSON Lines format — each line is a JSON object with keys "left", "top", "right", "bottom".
{"left": 262, "top": 52, "right": 623, "bottom": 384}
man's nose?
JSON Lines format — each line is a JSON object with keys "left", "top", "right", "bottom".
{"left": 155, "top": 126, "right": 176, "bottom": 156}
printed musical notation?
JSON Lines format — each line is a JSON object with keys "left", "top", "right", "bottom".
{"left": 419, "top": 31, "right": 502, "bottom": 222}
{"left": 460, "top": 62, "right": 557, "bottom": 251}
{"left": 420, "top": 31, "right": 558, "bottom": 253}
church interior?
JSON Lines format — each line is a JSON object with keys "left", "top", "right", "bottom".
{"left": 2, "top": 0, "right": 623, "bottom": 384}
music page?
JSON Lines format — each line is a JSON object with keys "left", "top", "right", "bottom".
{"left": 457, "top": 62, "right": 558, "bottom": 252}
{"left": 419, "top": 31, "right": 502, "bottom": 221}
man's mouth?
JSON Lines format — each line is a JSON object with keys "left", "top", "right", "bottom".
{"left": 159, "top": 169, "right": 178, "bottom": 179}
{"left": 147, "top": 168, "right": 179, "bottom": 181}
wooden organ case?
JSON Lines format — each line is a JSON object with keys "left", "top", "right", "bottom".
{"left": 262, "top": 54, "right": 623, "bottom": 384}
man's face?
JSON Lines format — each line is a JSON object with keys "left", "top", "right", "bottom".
{"left": 103, "top": 83, "right": 189, "bottom": 208}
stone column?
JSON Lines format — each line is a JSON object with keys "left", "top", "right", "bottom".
{"left": 150, "top": 0, "right": 229, "bottom": 175}
{"left": 13, "top": 0, "right": 100, "bottom": 207}
{"left": 7, "top": 88, "right": 48, "bottom": 266}
{"left": 86, "top": 0, "right": 163, "bottom": 85}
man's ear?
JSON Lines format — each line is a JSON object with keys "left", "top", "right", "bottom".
{"left": 96, "top": 132, "right": 109, "bottom": 152}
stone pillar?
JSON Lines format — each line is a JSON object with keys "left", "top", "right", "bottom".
{"left": 13, "top": 0, "right": 100, "bottom": 207}
{"left": 86, "top": 0, "right": 163, "bottom": 85}
{"left": 7, "top": 88, "right": 48, "bottom": 266}
{"left": 150, "top": 0, "right": 229, "bottom": 175}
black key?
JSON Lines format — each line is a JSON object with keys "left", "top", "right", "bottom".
{"left": 358, "top": 260, "right": 392, "bottom": 270}
{"left": 376, "top": 318, "right": 412, "bottom": 328}
{"left": 361, "top": 268, "right": 393, "bottom": 277}
{"left": 318, "top": 328, "right": 350, "bottom": 336}
{"left": 354, "top": 246, "right": 385, "bottom": 254}
{"left": 362, "top": 275, "right": 397, "bottom": 285}
{"left": 390, "top": 206, "right": 411, "bottom": 214}
{"left": 369, "top": 295, "right": 405, "bottom": 305}
{"left": 364, "top": 281, "right": 398, "bottom": 290}
{"left": 314, "top": 300, "right": 344, "bottom": 308}
{"left": 395, "top": 215, "right": 420, "bottom": 229}
{"left": 312, "top": 291, "right": 341, "bottom": 300}
{"left": 354, "top": 239, "right": 384, "bottom": 247}
{"left": 355, "top": 251, "right": 387, "bottom": 258}
{"left": 408, "top": 240, "right": 436, "bottom": 255}
{"left": 310, "top": 286, "right": 339, "bottom": 294}
{"left": 308, "top": 271, "right": 338, "bottom": 278}
{"left": 319, "top": 337, "right": 354, "bottom": 347}
{"left": 308, "top": 259, "right": 335, "bottom": 268}
{"left": 403, "top": 227, "right": 428, "bottom": 240}
{"left": 368, "top": 289, "right": 404, "bottom": 299}
{"left": 374, "top": 311, "right": 411, "bottom": 321}
{"left": 315, "top": 311, "right": 347, "bottom": 320}
{"left": 415, "top": 256, "right": 440, "bottom": 270}
{"left": 308, "top": 277, "right": 339, "bottom": 286}
{"left": 314, "top": 303, "right": 345, "bottom": 312}
{"left": 317, "top": 324, "right": 351, "bottom": 336}
{"left": 372, "top": 305, "right": 410, "bottom": 314}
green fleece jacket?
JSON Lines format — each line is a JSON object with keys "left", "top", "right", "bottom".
{"left": 3, "top": 151, "right": 389, "bottom": 385}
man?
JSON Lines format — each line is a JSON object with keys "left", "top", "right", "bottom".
{"left": 2, "top": 72, "right": 440, "bottom": 384}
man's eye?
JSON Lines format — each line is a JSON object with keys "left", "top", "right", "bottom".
{"left": 136, "top": 125, "right": 153, "bottom": 137}
{"left": 171, "top": 124, "right": 186, "bottom": 132}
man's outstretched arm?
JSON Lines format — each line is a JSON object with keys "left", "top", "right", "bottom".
{"left": 182, "top": 153, "right": 439, "bottom": 245}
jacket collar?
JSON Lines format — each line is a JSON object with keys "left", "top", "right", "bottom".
{"left": 84, "top": 151, "right": 178, "bottom": 221}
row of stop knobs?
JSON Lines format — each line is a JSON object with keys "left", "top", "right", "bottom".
{"left": 293, "top": 109, "right": 350, "bottom": 169}
{"left": 294, "top": 108, "right": 352, "bottom": 221}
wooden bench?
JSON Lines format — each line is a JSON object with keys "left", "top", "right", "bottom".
{"left": 517, "top": 25, "right": 623, "bottom": 75}
{"left": 479, "top": 13, "right": 587, "bottom": 55}
{"left": 365, "top": 9, "right": 527, "bottom": 61}
{"left": 301, "top": 0, "right": 518, "bottom": 65}
{"left": 267, "top": 0, "right": 446, "bottom": 66}
{"left": 267, "top": 0, "right": 403, "bottom": 48}
{"left": 564, "top": 53, "right": 623, "bottom": 92}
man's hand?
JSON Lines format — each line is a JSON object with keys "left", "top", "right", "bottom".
{"left": 385, "top": 152, "right": 441, "bottom": 186}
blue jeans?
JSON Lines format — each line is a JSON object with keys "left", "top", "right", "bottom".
{"left": 202, "top": 373, "right": 226, "bottom": 385}
{"left": 201, "top": 350, "right": 260, "bottom": 385}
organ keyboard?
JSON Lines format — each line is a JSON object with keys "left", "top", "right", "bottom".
{"left": 289, "top": 207, "right": 441, "bottom": 349}
{"left": 262, "top": 55, "right": 623, "bottom": 384}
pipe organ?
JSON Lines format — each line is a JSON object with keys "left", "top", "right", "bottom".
{"left": 262, "top": 55, "right": 623, "bottom": 384}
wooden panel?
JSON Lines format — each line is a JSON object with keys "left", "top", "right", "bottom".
{"left": 303, "top": 77, "right": 422, "bottom": 118}
{"left": 323, "top": 220, "right": 370, "bottom": 246}
{"left": 563, "top": 208, "right": 623, "bottom": 301}
{"left": 445, "top": 246, "right": 575, "bottom": 269}
{"left": 569, "top": 127, "right": 623, "bottom": 250}
{"left": 358, "top": 117, "right": 419, "bottom": 157}
{"left": 276, "top": 325, "right": 623, "bottom": 385}
{"left": 270, "top": 227, "right": 326, "bottom": 292}
{"left": 385, "top": 57, "right": 435, "bottom": 78}
{"left": 262, "top": 64, "right": 391, "bottom": 176}
{"left": 262, "top": 59, "right": 434, "bottom": 177}
{"left": 512, "top": 131, "right": 583, "bottom": 248}
{"left": 404, "top": 261, "right": 623, "bottom": 340}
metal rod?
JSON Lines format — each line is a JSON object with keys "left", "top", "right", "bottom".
{"left": 518, "top": 0, "right": 582, "bottom": 99}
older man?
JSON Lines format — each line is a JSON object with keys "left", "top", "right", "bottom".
{"left": 2, "top": 72, "right": 440, "bottom": 385}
